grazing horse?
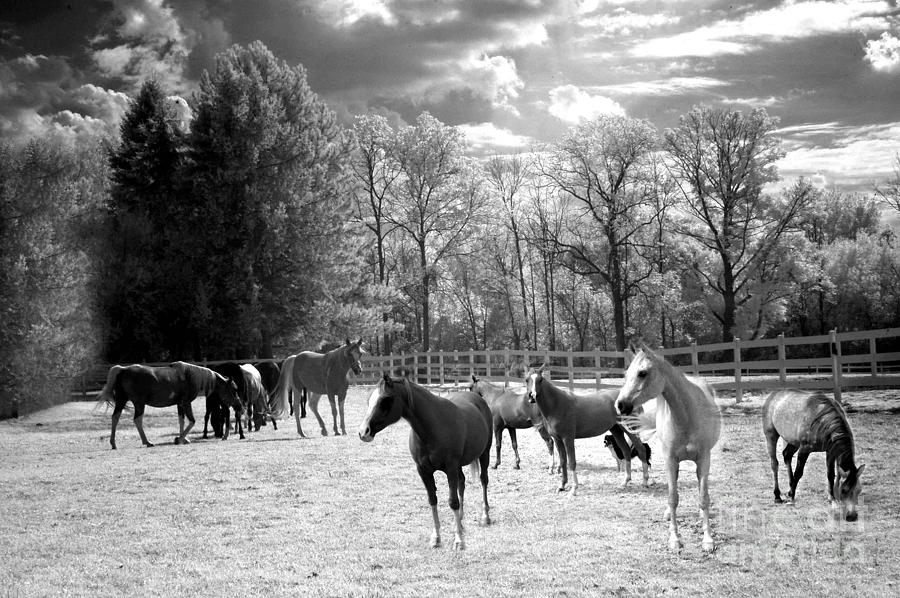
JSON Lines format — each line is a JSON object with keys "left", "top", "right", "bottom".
{"left": 525, "top": 366, "right": 650, "bottom": 495}
{"left": 270, "top": 339, "right": 364, "bottom": 437}
{"left": 615, "top": 345, "right": 721, "bottom": 552}
{"left": 358, "top": 375, "right": 492, "bottom": 550}
{"left": 240, "top": 363, "right": 275, "bottom": 432}
{"left": 98, "top": 361, "right": 241, "bottom": 449}
{"left": 203, "top": 362, "right": 249, "bottom": 440}
{"left": 605, "top": 434, "right": 652, "bottom": 472}
{"left": 762, "top": 389, "right": 865, "bottom": 521}
{"left": 468, "top": 375, "right": 554, "bottom": 470}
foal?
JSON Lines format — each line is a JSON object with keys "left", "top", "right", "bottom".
{"left": 358, "top": 375, "right": 492, "bottom": 550}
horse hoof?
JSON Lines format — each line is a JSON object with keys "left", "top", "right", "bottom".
{"left": 430, "top": 536, "right": 441, "bottom": 548}
{"left": 320, "top": 430, "right": 329, "bottom": 437}
{"left": 702, "top": 539, "right": 716, "bottom": 553}
{"left": 453, "top": 539, "right": 466, "bottom": 551}
{"left": 491, "top": 463, "right": 499, "bottom": 470}
{"left": 774, "top": 497, "right": 784, "bottom": 504}
{"left": 669, "top": 537, "right": 683, "bottom": 551}
{"left": 513, "top": 463, "right": 520, "bottom": 470}
{"left": 481, "top": 515, "right": 491, "bottom": 526}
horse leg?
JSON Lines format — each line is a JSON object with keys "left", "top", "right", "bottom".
{"left": 563, "top": 436, "right": 578, "bottom": 496}
{"left": 133, "top": 402, "right": 153, "bottom": 447}
{"left": 300, "top": 388, "right": 307, "bottom": 418}
{"left": 110, "top": 399, "right": 126, "bottom": 450}
{"left": 665, "top": 454, "right": 682, "bottom": 551}
{"left": 492, "top": 422, "right": 503, "bottom": 469}
{"left": 236, "top": 407, "right": 245, "bottom": 440}
{"left": 446, "top": 465, "right": 465, "bottom": 550}
{"left": 291, "top": 386, "right": 306, "bottom": 437}
{"left": 327, "top": 394, "right": 339, "bottom": 436}
{"left": 222, "top": 407, "right": 231, "bottom": 440}
{"left": 782, "top": 444, "right": 799, "bottom": 502}
{"left": 553, "top": 435, "right": 568, "bottom": 492}
{"left": 338, "top": 394, "right": 347, "bottom": 436}
{"left": 696, "top": 452, "right": 714, "bottom": 552}
{"left": 765, "top": 430, "right": 783, "bottom": 503}
{"left": 509, "top": 428, "right": 521, "bottom": 470}
{"left": 479, "top": 448, "right": 491, "bottom": 525}
{"left": 609, "top": 426, "right": 634, "bottom": 487}
{"left": 178, "top": 403, "right": 196, "bottom": 444}
{"left": 629, "top": 432, "right": 651, "bottom": 487}
{"left": 417, "top": 467, "right": 441, "bottom": 548}
{"left": 307, "top": 393, "right": 329, "bottom": 436}
{"left": 790, "top": 448, "right": 811, "bottom": 502}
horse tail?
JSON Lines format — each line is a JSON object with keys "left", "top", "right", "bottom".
{"left": 96, "top": 365, "right": 124, "bottom": 409}
{"left": 269, "top": 355, "right": 295, "bottom": 418}
{"left": 620, "top": 410, "right": 656, "bottom": 443}
{"left": 468, "top": 461, "right": 481, "bottom": 484}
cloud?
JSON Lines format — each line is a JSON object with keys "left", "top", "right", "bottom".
{"left": 865, "top": 31, "right": 900, "bottom": 72}
{"left": 776, "top": 121, "right": 900, "bottom": 191}
{"left": 547, "top": 85, "right": 626, "bottom": 123}
{"left": 632, "top": 1, "right": 894, "bottom": 58}
{"left": 458, "top": 122, "right": 532, "bottom": 153}
{"left": 90, "top": 0, "right": 191, "bottom": 92}
{"left": 595, "top": 77, "right": 728, "bottom": 96}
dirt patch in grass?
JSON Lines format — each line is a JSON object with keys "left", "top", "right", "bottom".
{"left": 1, "top": 389, "right": 898, "bottom": 596}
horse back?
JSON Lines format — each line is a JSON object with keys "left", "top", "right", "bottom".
{"left": 448, "top": 391, "right": 493, "bottom": 462}
{"left": 763, "top": 389, "right": 842, "bottom": 449}
{"left": 293, "top": 351, "right": 346, "bottom": 395}
{"left": 569, "top": 390, "right": 619, "bottom": 438}
{"left": 117, "top": 364, "right": 188, "bottom": 407}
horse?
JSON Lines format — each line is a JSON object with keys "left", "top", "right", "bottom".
{"left": 269, "top": 339, "right": 365, "bottom": 437}
{"left": 240, "top": 363, "right": 276, "bottom": 431}
{"left": 98, "top": 361, "right": 241, "bottom": 449}
{"left": 605, "top": 434, "right": 652, "bottom": 472}
{"left": 762, "top": 389, "right": 865, "bottom": 521}
{"left": 525, "top": 365, "right": 650, "bottom": 495}
{"left": 468, "top": 375, "right": 554, "bottom": 470}
{"left": 358, "top": 374, "right": 492, "bottom": 550}
{"left": 614, "top": 345, "right": 721, "bottom": 552}
{"left": 203, "top": 362, "right": 249, "bottom": 440}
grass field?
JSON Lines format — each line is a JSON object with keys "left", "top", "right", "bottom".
{"left": 1, "top": 387, "right": 898, "bottom": 597}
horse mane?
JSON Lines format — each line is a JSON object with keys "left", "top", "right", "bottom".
{"left": 807, "top": 391, "right": 855, "bottom": 467}
{"left": 170, "top": 361, "right": 218, "bottom": 396}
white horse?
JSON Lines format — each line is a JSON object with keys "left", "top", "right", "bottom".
{"left": 614, "top": 345, "right": 721, "bottom": 552}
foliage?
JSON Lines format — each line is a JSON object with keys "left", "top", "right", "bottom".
{"left": 0, "top": 140, "right": 106, "bottom": 415}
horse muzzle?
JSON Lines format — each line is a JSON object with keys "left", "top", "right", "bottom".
{"left": 615, "top": 399, "right": 633, "bottom": 416}
{"left": 358, "top": 424, "right": 374, "bottom": 442}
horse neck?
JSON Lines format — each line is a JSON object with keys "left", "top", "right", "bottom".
{"left": 817, "top": 408, "right": 856, "bottom": 470}
{"left": 400, "top": 384, "right": 445, "bottom": 440}
{"left": 536, "top": 379, "right": 565, "bottom": 411}
{"left": 656, "top": 362, "right": 705, "bottom": 428}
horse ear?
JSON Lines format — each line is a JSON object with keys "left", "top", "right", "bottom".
{"left": 623, "top": 348, "right": 634, "bottom": 365}
{"left": 856, "top": 464, "right": 865, "bottom": 477}
{"left": 346, "top": 338, "right": 352, "bottom": 346}
{"left": 382, "top": 373, "right": 392, "bottom": 386}
{"left": 355, "top": 338, "right": 363, "bottom": 346}
{"left": 471, "top": 374, "right": 479, "bottom": 383}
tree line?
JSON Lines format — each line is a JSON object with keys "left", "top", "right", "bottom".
{"left": 2, "top": 40, "right": 899, "bottom": 415}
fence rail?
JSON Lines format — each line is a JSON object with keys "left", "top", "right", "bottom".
{"left": 75, "top": 328, "right": 900, "bottom": 403}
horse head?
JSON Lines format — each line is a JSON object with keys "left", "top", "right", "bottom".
{"left": 615, "top": 345, "right": 664, "bottom": 416}
{"left": 217, "top": 375, "right": 243, "bottom": 412}
{"left": 358, "top": 373, "right": 406, "bottom": 442}
{"left": 525, "top": 364, "right": 546, "bottom": 404}
{"left": 834, "top": 463, "right": 865, "bottom": 522}
{"left": 345, "top": 338, "right": 364, "bottom": 375}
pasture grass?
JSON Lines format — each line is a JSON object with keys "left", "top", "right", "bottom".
{"left": 1, "top": 389, "right": 898, "bottom": 597}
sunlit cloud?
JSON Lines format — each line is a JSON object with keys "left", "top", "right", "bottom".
{"left": 632, "top": 1, "right": 894, "bottom": 58}
{"left": 865, "top": 31, "right": 900, "bottom": 72}
{"left": 547, "top": 84, "right": 626, "bottom": 123}
{"left": 458, "top": 122, "right": 532, "bottom": 153}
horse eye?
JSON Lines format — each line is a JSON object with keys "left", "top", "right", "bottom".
{"left": 637, "top": 370, "right": 648, "bottom": 379}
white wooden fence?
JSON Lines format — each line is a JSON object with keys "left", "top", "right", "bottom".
{"left": 356, "top": 328, "right": 900, "bottom": 402}
{"left": 76, "top": 328, "right": 900, "bottom": 403}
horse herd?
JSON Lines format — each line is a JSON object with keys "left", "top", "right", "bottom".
{"left": 98, "top": 340, "right": 865, "bottom": 553}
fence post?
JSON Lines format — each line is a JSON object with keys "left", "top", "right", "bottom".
{"left": 777, "top": 333, "right": 787, "bottom": 385}
{"left": 733, "top": 337, "right": 743, "bottom": 403}
{"left": 595, "top": 350, "right": 602, "bottom": 391}
{"left": 568, "top": 352, "right": 575, "bottom": 393}
{"left": 690, "top": 341, "right": 699, "bottom": 378}
{"left": 831, "top": 329, "right": 843, "bottom": 403}
{"left": 504, "top": 350, "right": 511, "bottom": 388}
{"left": 869, "top": 335, "right": 878, "bottom": 377}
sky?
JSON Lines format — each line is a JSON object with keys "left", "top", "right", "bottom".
{"left": 2, "top": 0, "right": 900, "bottom": 193}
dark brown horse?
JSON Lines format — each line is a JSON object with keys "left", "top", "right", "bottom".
{"left": 762, "top": 389, "right": 865, "bottom": 521}
{"left": 270, "top": 339, "right": 364, "bottom": 436}
{"left": 203, "top": 362, "right": 248, "bottom": 440}
{"left": 468, "top": 375, "right": 553, "bottom": 470}
{"left": 98, "top": 361, "right": 241, "bottom": 449}
{"left": 358, "top": 375, "right": 492, "bottom": 550}
{"left": 525, "top": 366, "right": 650, "bottom": 495}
